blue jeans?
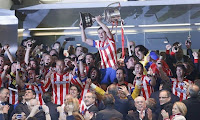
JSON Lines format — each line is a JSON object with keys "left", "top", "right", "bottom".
{"left": 100, "top": 67, "right": 116, "bottom": 84}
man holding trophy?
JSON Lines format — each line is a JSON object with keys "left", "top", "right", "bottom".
{"left": 80, "top": 15, "right": 117, "bottom": 90}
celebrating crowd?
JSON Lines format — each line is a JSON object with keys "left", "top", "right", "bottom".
{"left": 0, "top": 15, "right": 200, "bottom": 120}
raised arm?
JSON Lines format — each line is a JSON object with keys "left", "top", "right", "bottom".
{"left": 1, "top": 65, "right": 10, "bottom": 83}
{"left": 156, "top": 60, "right": 170, "bottom": 81}
{"left": 24, "top": 40, "right": 32, "bottom": 65}
{"left": 80, "top": 21, "right": 94, "bottom": 46}
{"left": 95, "top": 15, "right": 112, "bottom": 39}
{"left": 15, "top": 62, "right": 25, "bottom": 88}
{"left": 3, "top": 44, "right": 14, "bottom": 63}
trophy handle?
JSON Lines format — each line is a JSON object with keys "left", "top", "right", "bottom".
{"left": 107, "top": 2, "right": 121, "bottom": 8}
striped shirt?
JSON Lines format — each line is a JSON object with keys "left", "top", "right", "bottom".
{"left": 133, "top": 75, "right": 154, "bottom": 100}
{"left": 7, "top": 74, "right": 18, "bottom": 105}
{"left": 43, "top": 72, "right": 83, "bottom": 105}
{"left": 93, "top": 37, "right": 117, "bottom": 69}
{"left": 25, "top": 83, "right": 44, "bottom": 105}
{"left": 149, "top": 60, "right": 173, "bottom": 77}
{"left": 171, "top": 78, "right": 193, "bottom": 101}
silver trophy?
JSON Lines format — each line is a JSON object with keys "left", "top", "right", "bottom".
{"left": 104, "top": 2, "right": 121, "bottom": 24}
{"left": 80, "top": 2, "right": 121, "bottom": 29}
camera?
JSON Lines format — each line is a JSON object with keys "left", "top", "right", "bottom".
{"left": 136, "top": 77, "right": 141, "bottom": 80}
{"left": 16, "top": 114, "right": 22, "bottom": 119}
{"left": 28, "top": 44, "right": 32, "bottom": 47}
{"left": 39, "top": 106, "right": 43, "bottom": 110}
{"left": 147, "top": 74, "right": 152, "bottom": 77}
{"left": 71, "top": 57, "right": 77, "bottom": 61}
{"left": 174, "top": 46, "right": 178, "bottom": 51}
{"left": 65, "top": 37, "right": 75, "bottom": 41}
{"left": 24, "top": 38, "right": 36, "bottom": 47}
{"left": 186, "top": 39, "right": 191, "bottom": 44}
{"left": 36, "top": 75, "right": 42, "bottom": 79}
{"left": 118, "top": 87, "right": 122, "bottom": 90}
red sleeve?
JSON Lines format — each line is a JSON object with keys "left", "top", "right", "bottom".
{"left": 170, "top": 52, "right": 175, "bottom": 56}
{"left": 166, "top": 50, "right": 170, "bottom": 54}
{"left": 108, "top": 35, "right": 115, "bottom": 42}
{"left": 43, "top": 78, "right": 51, "bottom": 92}
{"left": 194, "top": 59, "right": 198, "bottom": 63}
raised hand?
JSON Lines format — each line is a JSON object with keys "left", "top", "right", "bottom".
{"left": 42, "top": 105, "right": 50, "bottom": 114}
{"left": 172, "top": 46, "right": 179, "bottom": 53}
{"left": 147, "top": 108, "right": 153, "bottom": 120}
{"left": 79, "top": 19, "right": 83, "bottom": 29}
{"left": 16, "top": 62, "right": 21, "bottom": 71}
{"left": 165, "top": 44, "right": 171, "bottom": 50}
{"left": 119, "top": 85, "right": 130, "bottom": 96}
{"left": 26, "top": 40, "right": 33, "bottom": 49}
{"left": 185, "top": 39, "right": 191, "bottom": 49}
{"left": 192, "top": 51, "right": 198, "bottom": 59}
{"left": 86, "top": 78, "right": 92, "bottom": 85}
{"left": 3, "top": 44, "right": 9, "bottom": 51}
{"left": 95, "top": 15, "right": 102, "bottom": 22}
{"left": 161, "top": 109, "right": 169, "bottom": 119}
{"left": 84, "top": 111, "right": 94, "bottom": 120}
{"left": 3, "top": 105, "right": 9, "bottom": 114}
{"left": 3, "top": 65, "right": 10, "bottom": 72}
{"left": 139, "top": 108, "right": 145, "bottom": 119}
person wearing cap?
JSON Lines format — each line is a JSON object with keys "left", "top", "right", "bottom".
{"left": 123, "top": 55, "right": 139, "bottom": 83}
{"left": 145, "top": 51, "right": 159, "bottom": 71}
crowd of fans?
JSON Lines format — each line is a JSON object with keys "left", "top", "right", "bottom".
{"left": 0, "top": 15, "right": 200, "bottom": 120}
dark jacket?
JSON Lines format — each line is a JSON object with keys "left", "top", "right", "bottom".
{"left": 96, "top": 105, "right": 123, "bottom": 120}
{"left": 124, "top": 67, "right": 135, "bottom": 83}
{"left": 157, "top": 101, "right": 173, "bottom": 120}
{"left": 183, "top": 97, "right": 200, "bottom": 120}
{"left": 34, "top": 111, "right": 46, "bottom": 120}
{"left": 0, "top": 114, "right": 5, "bottom": 120}
{"left": 87, "top": 104, "right": 99, "bottom": 120}
{"left": 11, "top": 103, "right": 30, "bottom": 117}
{"left": 114, "top": 95, "right": 136, "bottom": 119}
{"left": 126, "top": 110, "right": 156, "bottom": 120}
{"left": 150, "top": 90, "right": 179, "bottom": 116}
{"left": 1, "top": 102, "right": 14, "bottom": 120}
{"left": 88, "top": 104, "right": 99, "bottom": 113}
{"left": 45, "top": 102, "right": 59, "bottom": 120}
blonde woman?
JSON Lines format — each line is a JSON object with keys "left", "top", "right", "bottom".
{"left": 64, "top": 98, "right": 85, "bottom": 120}
{"left": 57, "top": 94, "right": 73, "bottom": 120}
{"left": 161, "top": 101, "right": 187, "bottom": 120}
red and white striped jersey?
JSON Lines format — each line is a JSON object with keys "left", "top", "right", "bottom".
{"left": 79, "top": 97, "right": 86, "bottom": 114}
{"left": 79, "top": 82, "right": 90, "bottom": 113}
{"left": 171, "top": 78, "right": 193, "bottom": 101}
{"left": 25, "top": 83, "right": 44, "bottom": 105}
{"left": 79, "top": 81, "right": 101, "bottom": 113}
{"left": 94, "top": 37, "right": 117, "bottom": 69}
{"left": 133, "top": 75, "right": 154, "bottom": 100}
{"left": 149, "top": 60, "right": 173, "bottom": 77}
{"left": 43, "top": 72, "right": 83, "bottom": 105}
{"left": 7, "top": 75, "right": 18, "bottom": 105}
